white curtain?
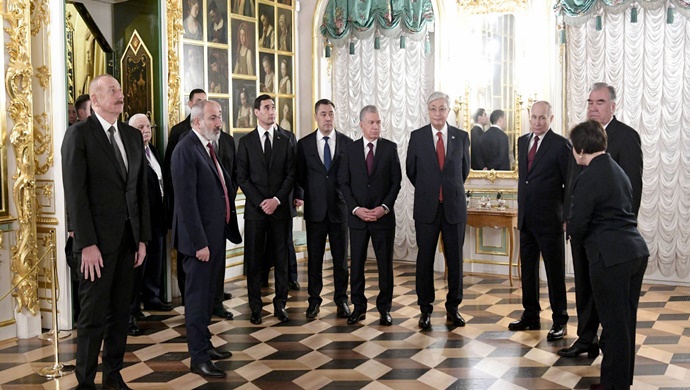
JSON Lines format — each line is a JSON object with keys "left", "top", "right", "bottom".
{"left": 331, "top": 35, "right": 435, "bottom": 260}
{"left": 566, "top": 7, "right": 690, "bottom": 278}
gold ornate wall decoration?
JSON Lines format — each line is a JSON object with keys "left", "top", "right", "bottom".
{"left": 29, "top": 0, "right": 49, "bottom": 36}
{"left": 33, "top": 112, "right": 52, "bottom": 176}
{"left": 35, "top": 65, "right": 50, "bottom": 88}
{"left": 5, "top": 0, "right": 40, "bottom": 314}
{"left": 121, "top": 31, "right": 154, "bottom": 122}
{"left": 166, "top": 0, "right": 183, "bottom": 126}
{"left": 66, "top": 12, "right": 75, "bottom": 103}
{"left": 456, "top": 0, "right": 528, "bottom": 14}
{"left": 35, "top": 180, "right": 54, "bottom": 215}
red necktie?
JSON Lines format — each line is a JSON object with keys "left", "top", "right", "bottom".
{"left": 527, "top": 135, "right": 539, "bottom": 171}
{"left": 437, "top": 132, "right": 445, "bottom": 201}
{"left": 208, "top": 142, "right": 231, "bottom": 223}
{"left": 366, "top": 142, "right": 374, "bottom": 176}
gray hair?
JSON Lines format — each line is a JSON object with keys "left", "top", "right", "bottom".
{"left": 128, "top": 113, "right": 149, "bottom": 126}
{"left": 190, "top": 99, "right": 218, "bottom": 123}
{"left": 359, "top": 105, "right": 379, "bottom": 122}
{"left": 532, "top": 100, "right": 553, "bottom": 117}
{"left": 427, "top": 91, "right": 451, "bottom": 108}
{"left": 590, "top": 82, "right": 616, "bottom": 102}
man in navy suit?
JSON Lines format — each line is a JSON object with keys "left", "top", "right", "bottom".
{"left": 407, "top": 91, "right": 470, "bottom": 330}
{"left": 172, "top": 100, "right": 241, "bottom": 378}
{"left": 479, "top": 110, "right": 511, "bottom": 170}
{"left": 62, "top": 74, "right": 150, "bottom": 389}
{"left": 509, "top": 101, "right": 570, "bottom": 341}
{"left": 237, "top": 94, "right": 295, "bottom": 325}
{"left": 296, "top": 99, "right": 353, "bottom": 319}
{"left": 339, "top": 105, "right": 401, "bottom": 326}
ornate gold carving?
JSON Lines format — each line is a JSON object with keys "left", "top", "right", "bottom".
{"left": 36, "top": 217, "right": 59, "bottom": 225}
{"left": 166, "top": 0, "right": 183, "bottom": 127}
{"left": 39, "top": 182, "right": 52, "bottom": 199}
{"left": 33, "top": 112, "right": 53, "bottom": 175}
{"left": 29, "top": 0, "right": 49, "bottom": 36}
{"left": 5, "top": 0, "right": 40, "bottom": 315}
{"left": 35, "top": 65, "right": 50, "bottom": 88}
{"left": 66, "top": 12, "right": 75, "bottom": 103}
{"left": 456, "top": 0, "right": 528, "bottom": 14}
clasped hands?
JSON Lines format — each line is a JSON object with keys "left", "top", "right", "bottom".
{"left": 355, "top": 206, "right": 386, "bottom": 222}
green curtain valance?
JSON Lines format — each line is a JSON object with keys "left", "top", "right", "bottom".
{"left": 555, "top": 0, "right": 690, "bottom": 23}
{"left": 320, "top": 0, "right": 434, "bottom": 41}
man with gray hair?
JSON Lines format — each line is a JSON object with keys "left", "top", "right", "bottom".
{"left": 406, "top": 92, "right": 470, "bottom": 329}
{"left": 339, "top": 105, "right": 401, "bottom": 326}
{"left": 559, "top": 82, "right": 643, "bottom": 358}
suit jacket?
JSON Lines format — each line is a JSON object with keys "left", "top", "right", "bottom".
{"left": 338, "top": 137, "right": 402, "bottom": 229}
{"left": 145, "top": 144, "right": 166, "bottom": 236}
{"left": 480, "top": 126, "right": 510, "bottom": 170}
{"left": 171, "top": 130, "right": 241, "bottom": 257}
{"left": 236, "top": 125, "right": 295, "bottom": 221}
{"left": 282, "top": 129, "right": 303, "bottom": 217}
{"left": 567, "top": 154, "right": 648, "bottom": 267}
{"left": 406, "top": 124, "right": 470, "bottom": 224}
{"left": 296, "top": 129, "right": 353, "bottom": 223}
{"left": 62, "top": 114, "right": 151, "bottom": 254}
{"left": 517, "top": 129, "right": 571, "bottom": 234}
{"left": 163, "top": 115, "right": 192, "bottom": 226}
{"left": 470, "top": 125, "right": 484, "bottom": 170}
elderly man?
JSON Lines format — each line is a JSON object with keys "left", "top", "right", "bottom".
{"left": 407, "top": 92, "right": 470, "bottom": 329}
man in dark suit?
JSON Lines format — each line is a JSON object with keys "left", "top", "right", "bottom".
{"left": 339, "top": 105, "right": 401, "bottom": 326}
{"left": 62, "top": 74, "right": 150, "bottom": 390}
{"left": 171, "top": 100, "right": 241, "bottom": 378}
{"left": 127, "top": 114, "right": 173, "bottom": 337}
{"left": 509, "top": 101, "right": 570, "bottom": 341}
{"left": 296, "top": 99, "right": 353, "bottom": 319}
{"left": 237, "top": 94, "right": 295, "bottom": 325}
{"left": 470, "top": 108, "right": 488, "bottom": 170}
{"left": 407, "top": 92, "right": 470, "bottom": 330}
{"left": 559, "top": 83, "right": 644, "bottom": 358}
{"left": 479, "top": 109, "right": 511, "bottom": 170}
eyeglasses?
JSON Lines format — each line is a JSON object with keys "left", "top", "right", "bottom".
{"left": 428, "top": 107, "right": 449, "bottom": 114}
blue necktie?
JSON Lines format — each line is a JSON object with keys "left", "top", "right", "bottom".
{"left": 323, "top": 136, "right": 331, "bottom": 171}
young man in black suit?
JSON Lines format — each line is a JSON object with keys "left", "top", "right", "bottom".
{"left": 171, "top": 100, "right": 240, "bottom": 378}
{"left": 559, "top": 83, "right": 644, "bottom": 358}
{"left": 296, "top": 99, "right": 353, "bottom": 319}
{"left": 470, "top": 108, "right": 488, "bottom": 170}
{"left": 407, "top": 91, "right": 470, "bottom": 330}
{"left": 510, "top": 101, "right": 571, "bottom": 341}
{"left": 339, "top": 105, "right": 401, "bottom": 326}
{"left": 479, "top": 109, "right": 511, "bottom": 170}
{"left": 62, "top": 74, "right": 150, "bottom": 389}
{"left": 237, "top": 94, "right": 295, "bottom": 325}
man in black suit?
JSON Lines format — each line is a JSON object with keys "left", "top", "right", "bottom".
{"left": 479, "top": 109, "right": 511, "bottom": 170}
{"left": 296, "top": 99, "right": 353, "bottom": 319}
{"left": 407, "top": 92, "right": 470, "bottom": 330}
{"left": 470, "top": 108, "right": 488, "bottom": 170}
{"left": 62, "top": 74, "right": 150, "bottom": 390}
{"left": 339, "top": 105, "right": 401, "bottom": 326}
{"left": 127, "top": 114, "right": 173, "bottom": 337}
{"left": 559, "top": 83, "right": 644, "bottom": 358}
{"left": 172, "top": 100, "right": 241, "bottom": 378}
{"left": 509, "top": 101, "right": 570, "bottom": 341}
{"left": 237, "top": 94, "right": 295, "bottom": 325}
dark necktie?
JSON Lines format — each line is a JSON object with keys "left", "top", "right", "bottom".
{"left": 527, "top": 135, "right": 540, "bottom": 171}
{"left": 323, "top": 136, "right": 332, "bottom": 171}
{"left": 263, "top": 131, "right": 272, "bottom": 164}
{"left": 107, "top": 126, "right": 127, "bottom": 178}
{"left": 208, "top": 142, "right": 230, "bottom": 223}
{"left": 366, "top": 142, "right": 374, "bottom": 176}
{"left": 437, "top": 132, "right": 445, "bottom": 201}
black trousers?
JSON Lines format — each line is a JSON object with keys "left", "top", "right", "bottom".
{"left": 415, "top": 204, "right": 466, "bottom": 313}
{"left": 519, "top": 227, "right": 569, "bottom": 325}
{"left": 590, "top": 256, "right": 647, "bottom": 389}
{"left": 131, "top": 231, "right": 165, "bottom": 314}
{"left": 349, "top": 225, "right": 394, "bottom": 313}
{"left": 570, "top": 239, "right": 600, "bottom": 346}
{"left": 245, "top": 218, "right": 289, "bottom": 313}
{"left": 261, "top": 219, "right": 298, "bottom": 283}
{"left": 75, "top": 224, "right": 135, "bottom": 389}
{"left": 306, "top": 218, "right": 349, "bottom": 306}
{"left": 178, "top": 239, "right": 225, "bottom": 308}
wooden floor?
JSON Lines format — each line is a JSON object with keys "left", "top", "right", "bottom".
{"left": 1, "top": 261, "right": 689, "bottom": 389}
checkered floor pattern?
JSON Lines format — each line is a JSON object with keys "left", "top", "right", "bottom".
{"left": 1, "top": 261, "right": 689, "bottom": 389}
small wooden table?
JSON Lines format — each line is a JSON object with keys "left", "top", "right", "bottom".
{"left": 466, "top": 208, "right": 519, "bottom": 286}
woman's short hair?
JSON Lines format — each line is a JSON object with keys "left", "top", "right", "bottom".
{"left": 569, "top": 120, "right": 607, "bottom": 154}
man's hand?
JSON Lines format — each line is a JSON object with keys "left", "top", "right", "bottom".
{"left": 260, "top": 198, "right": 280, "bottom": 215}
{"left": 81, "top": 245, "right": 104, "bottom": 282}
{"left": 371, "top": 206, "right": 386, "bottom": 219}
{"left": 294, "top": 198, "right": 304, "bottom": 207}
{"left": 355, "top": 207, "right": 378, "bottom": 222}
{"left": 134, "top": 242, "right": 147, "bottom": 267}
{"left": 196, "top": 246, "right": 210, "bottom": 262}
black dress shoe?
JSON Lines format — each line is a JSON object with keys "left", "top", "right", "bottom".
{"left": 132, "top": 310, "right": 146, "bottom": 321}
{"left": 547, "top": 324, "right": 567, "bottom": 341}
{"left": 446, "top": 311, "right": 466, "bottom": 327}
{"left": 212, "top": 306, "right": 234, "bottom": 320}
{"left": 558, "top": 342, "right": 600, "bottom": 358}
{"left": 103, "top": 375, "right": 131, "bottom": 390}
{"left": 128, "top": 317, "right": 142, "bottom": 336}
{"left": 223, "top": 292, "right": 233, "bottom": 300}
{"left": 143, "top": 300, "right": 174, "bottom": 311}
{"left": 347, "top": 308, "right": 366, "bottom": 324}
{"left": 190, "top": 361, "right": 226, "bottom": 378}
{"left": 289, "top": 280, "right": 300, "bottom": 291}
{"left": 379, "top": 312, "right": 392, "bottom": 326}
{"left": 250, "top": 311, "right": 262, "bottom": 325}
{"left": 275, "top": 307, "right": 289, "bottom": 322}
{"left": 508, "top": 317, "right": 541, "bottom": 331}
{"left": 306, "top": 303, "right": 320, "bottom": 319}
{"left": 336, "top": 302, "right": 351, "bottom": 318}
{"left": 208, "top": 347, "right": 232, "bottom": 360}
{"left": 418, "top": 313, "right": 431, "bottom": 330}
